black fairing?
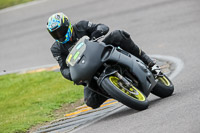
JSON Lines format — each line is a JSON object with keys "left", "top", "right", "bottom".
{"left": 103, "top": 48, "right": 156, "bottom": 96}
{"left": 69, "top": 39, "right": 105, "bottom": 84}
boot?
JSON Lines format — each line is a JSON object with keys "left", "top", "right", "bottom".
{"left": 140, "top": 52, "right": 155, "bottom": 68}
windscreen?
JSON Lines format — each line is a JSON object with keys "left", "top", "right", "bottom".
{"left": 66, "top": 36, "right": 89, "bottom": 66}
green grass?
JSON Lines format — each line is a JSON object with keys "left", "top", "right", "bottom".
{"left": 0, "top": 71, "right": 84, "bottom": 133}
{"left": 0, "top": 0, "right": 33, "bottom": 9}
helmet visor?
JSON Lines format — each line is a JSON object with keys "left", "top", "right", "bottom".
{"left": 49, "top": 25, "right": 68, "bottom": 41}
{"left": 57, "top": 23, "right": 73, "bottom": 44}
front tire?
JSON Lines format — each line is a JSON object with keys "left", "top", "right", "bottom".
{"left": 151, "top": 74, "right": 174, "bottom": 98}
{"left": 101, "top": 76, "right": 149, "bottom": 110}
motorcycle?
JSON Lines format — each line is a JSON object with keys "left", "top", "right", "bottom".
{"left": 66, "top": 36, "right": 174, "bottom": 110}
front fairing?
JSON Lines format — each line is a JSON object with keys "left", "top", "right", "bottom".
{"left": 66, "top": 36, "right": 105, "bottom": 84}
{"left": 66, "top": 37, "right": 88, "bottom": 67}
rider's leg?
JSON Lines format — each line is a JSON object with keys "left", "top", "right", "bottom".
{"left": 84, "top": 86, "right": 108, "bottom": 109}
{"left": 103, "top": 30, "right": 155, "bottom": 67}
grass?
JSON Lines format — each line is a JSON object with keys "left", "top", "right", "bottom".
{"left": 0, "top": 0, "right": 33, "bottom": 9}
{"left": 0, "top": 71, "right": 84, "bottom": 133}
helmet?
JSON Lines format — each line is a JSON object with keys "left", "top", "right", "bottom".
{"left": 47, "top": 12, "right": 73, "bottom": 44}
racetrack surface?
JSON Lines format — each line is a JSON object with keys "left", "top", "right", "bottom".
{"left": 1, "top": 0, "right": 200, "bottom": 133}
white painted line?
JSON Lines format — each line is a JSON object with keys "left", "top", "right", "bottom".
{"left": 0, "top": 64, "right": 58, "bottom": 75}
{"left": 0, "top": 0, "right": 47, "bottom": 14}
{"left": 151, "top": 55, "right": 184, "bottom": 80}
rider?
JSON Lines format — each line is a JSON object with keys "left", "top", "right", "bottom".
{"left": 47, "top": 12, "right": 160, "bottom": 109}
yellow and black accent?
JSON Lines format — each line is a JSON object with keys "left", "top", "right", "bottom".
{"left": 157, "top": 76, "right": 171, "bottom": 86}
{"left": 151, "top": 74, "right": 174, "bottom": 98}
{"left": 109, "top": 76, "right": 146, "bottom": 101}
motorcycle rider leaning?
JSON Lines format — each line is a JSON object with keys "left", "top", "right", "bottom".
{"left": 47, "top": 12, "right": 160, "bottom": 109}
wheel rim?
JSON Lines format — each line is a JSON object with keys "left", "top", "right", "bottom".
{"left": 109, "top": 76, "right": 145, "bottom": 101}
{"left": 158, "top": 76, "right": 170, "bottom": 86}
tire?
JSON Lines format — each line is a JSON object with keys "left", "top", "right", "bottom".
{"left": 151, "top": 74, "right": 174, "bottom": 98}
{"left": 101, "top": 76, "right": 149, "bottom": 110}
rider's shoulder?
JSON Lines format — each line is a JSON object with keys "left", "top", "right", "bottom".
{"left": 52, "top": 41, "right": 61, "bottom": 47}
{"left": 76, "top": 20, "right": 89, "bottom": 26}
{"left": 75, "top": 20, "right": 92, "bottom": 29}
{"left": 51, "top": 41, "right": 61, "bottom": 51}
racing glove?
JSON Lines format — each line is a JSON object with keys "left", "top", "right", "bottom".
{"left": 90, "top": 30, "right": 104, "bottom": 40}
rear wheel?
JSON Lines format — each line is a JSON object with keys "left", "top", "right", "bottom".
{"left": 151, "top": 74, "right": 174, "bottom": 98}
{"left": 101, "top": 76, "right": 149, "bottom": 110}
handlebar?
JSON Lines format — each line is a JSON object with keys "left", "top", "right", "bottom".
{"left": 91, "top": 35, "right": 105, "bottom": 42}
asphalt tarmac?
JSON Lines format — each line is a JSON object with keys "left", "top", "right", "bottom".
{"left": 1, "top": 0, "right": 200, "bottom": 133}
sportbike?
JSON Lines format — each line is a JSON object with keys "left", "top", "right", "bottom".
{"left": 66, "top": 36, "right": 174, "bottom": 110}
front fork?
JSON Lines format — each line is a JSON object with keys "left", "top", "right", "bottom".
{"left": 114, "top": 72, "right": 132, "bottom": 89}
{"left": 94, "top": 64, "right": 133, "bottom": 93}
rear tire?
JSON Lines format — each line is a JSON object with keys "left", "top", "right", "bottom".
{"left": 101, "top": 76, "right": 149, "bottom": 110}
{"left": 151, "top": 74, "right": 174, "bottom": 98}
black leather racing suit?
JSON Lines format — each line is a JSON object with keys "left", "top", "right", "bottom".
{"left": 50, "top": 20, "right": 154, "bottom": 109}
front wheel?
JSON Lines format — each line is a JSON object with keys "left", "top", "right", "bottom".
{"left": 101, "top": 76, "right": 149, "bottom": 110}
{"left": 151, "top": 74, "right": 174, "bottom": 98}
